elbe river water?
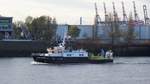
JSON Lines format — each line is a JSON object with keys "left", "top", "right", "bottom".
{"left": 0, "top": 57, "right": 150, "bottom": 84}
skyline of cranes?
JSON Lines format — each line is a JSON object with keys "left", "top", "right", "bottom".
{"left": 94, "top": 1, "right": 149, "bottom": 24}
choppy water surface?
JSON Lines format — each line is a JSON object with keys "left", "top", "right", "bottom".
{"left": 0, "top": 57, "right": 150, "bottom": 84}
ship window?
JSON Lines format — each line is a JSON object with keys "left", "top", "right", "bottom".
{"left": 67, "top": 54, "right": 71, "bottom": 56}
{"left": 79, "top": 54, "right": 84, "bottom": 56}
{"left": 52, "top": 51, "right": 54, "bottom": 53}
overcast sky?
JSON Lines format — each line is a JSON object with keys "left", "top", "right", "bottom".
{"left": 0, "top": 0, "right": 149, "bottom": 24}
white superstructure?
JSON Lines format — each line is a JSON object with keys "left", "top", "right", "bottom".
{"left": 46, "top": 33, "right": 88, "bottom": 57}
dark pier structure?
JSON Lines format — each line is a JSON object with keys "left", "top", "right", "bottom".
{"left": 0, "top": 39, "right": 150, "bottom": 57}
{"left": 74, "top": 39, "right": 150, "bottom": 57}
{"left": 0, "top": 40, "right": 49, "bottom": 57}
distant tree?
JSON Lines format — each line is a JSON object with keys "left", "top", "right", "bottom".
{"left": 25, "top": 16, "right": 33, "bottom": 31}
{"left": 68, "top": 25, "right": 80, "bottom": 38}
{"left": 107, "top": 13, "right": 122, "bottom": 44}
{"left": 13, "top": 21, "right": 24, "bottom": 39}
{"left": 125, "top": 14, "right": 135, "bottom": 44}
{"left": 52, "top": 18, "right": 57, "bottom": 24}
{"left": 29, "top": 16, "right": 57, "bottom": 41}
{"left": 25, "top": 16, "right": 33, "bottom": 25}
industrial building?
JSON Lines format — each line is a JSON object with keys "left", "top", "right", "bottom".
{"left": 56, "top": 24, "right": 150, "bottom": 39}
{"left": 56, "top": 1, "right": 150, "bottom": 44}
{"left": 0, "top": 16, "right": 13, "bottom": 39}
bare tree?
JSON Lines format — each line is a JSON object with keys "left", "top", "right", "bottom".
{"left": 107, "top": 13, "right": 122, "bottom": 45}
{"left": 126, "top": 14, "right": 136, "bottom": 44}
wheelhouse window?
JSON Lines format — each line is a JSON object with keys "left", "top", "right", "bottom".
{"left": 79, "top": 54, "right": 84, "bottom": 56}
{"left": 67, "top": 54, "right": 71, "bottom": 56}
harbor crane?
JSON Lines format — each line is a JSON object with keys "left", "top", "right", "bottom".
{"left": 103, "top": 2, "right": 109, "bottom": 23}
{"left": 143, "top": 5, "right": 150, "bottom": 24}
{"left": 93, "top": 3, "right": 101, "bottom": 39}
{"left": 133, "top": 1, "right": 139, "bottom": 21}
{"left": 122, "top": 1, "right": 128, "bottom": 22}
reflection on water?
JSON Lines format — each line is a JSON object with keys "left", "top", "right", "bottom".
{"left": 0, "top": 57, "right": 150, "bottom": 84}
